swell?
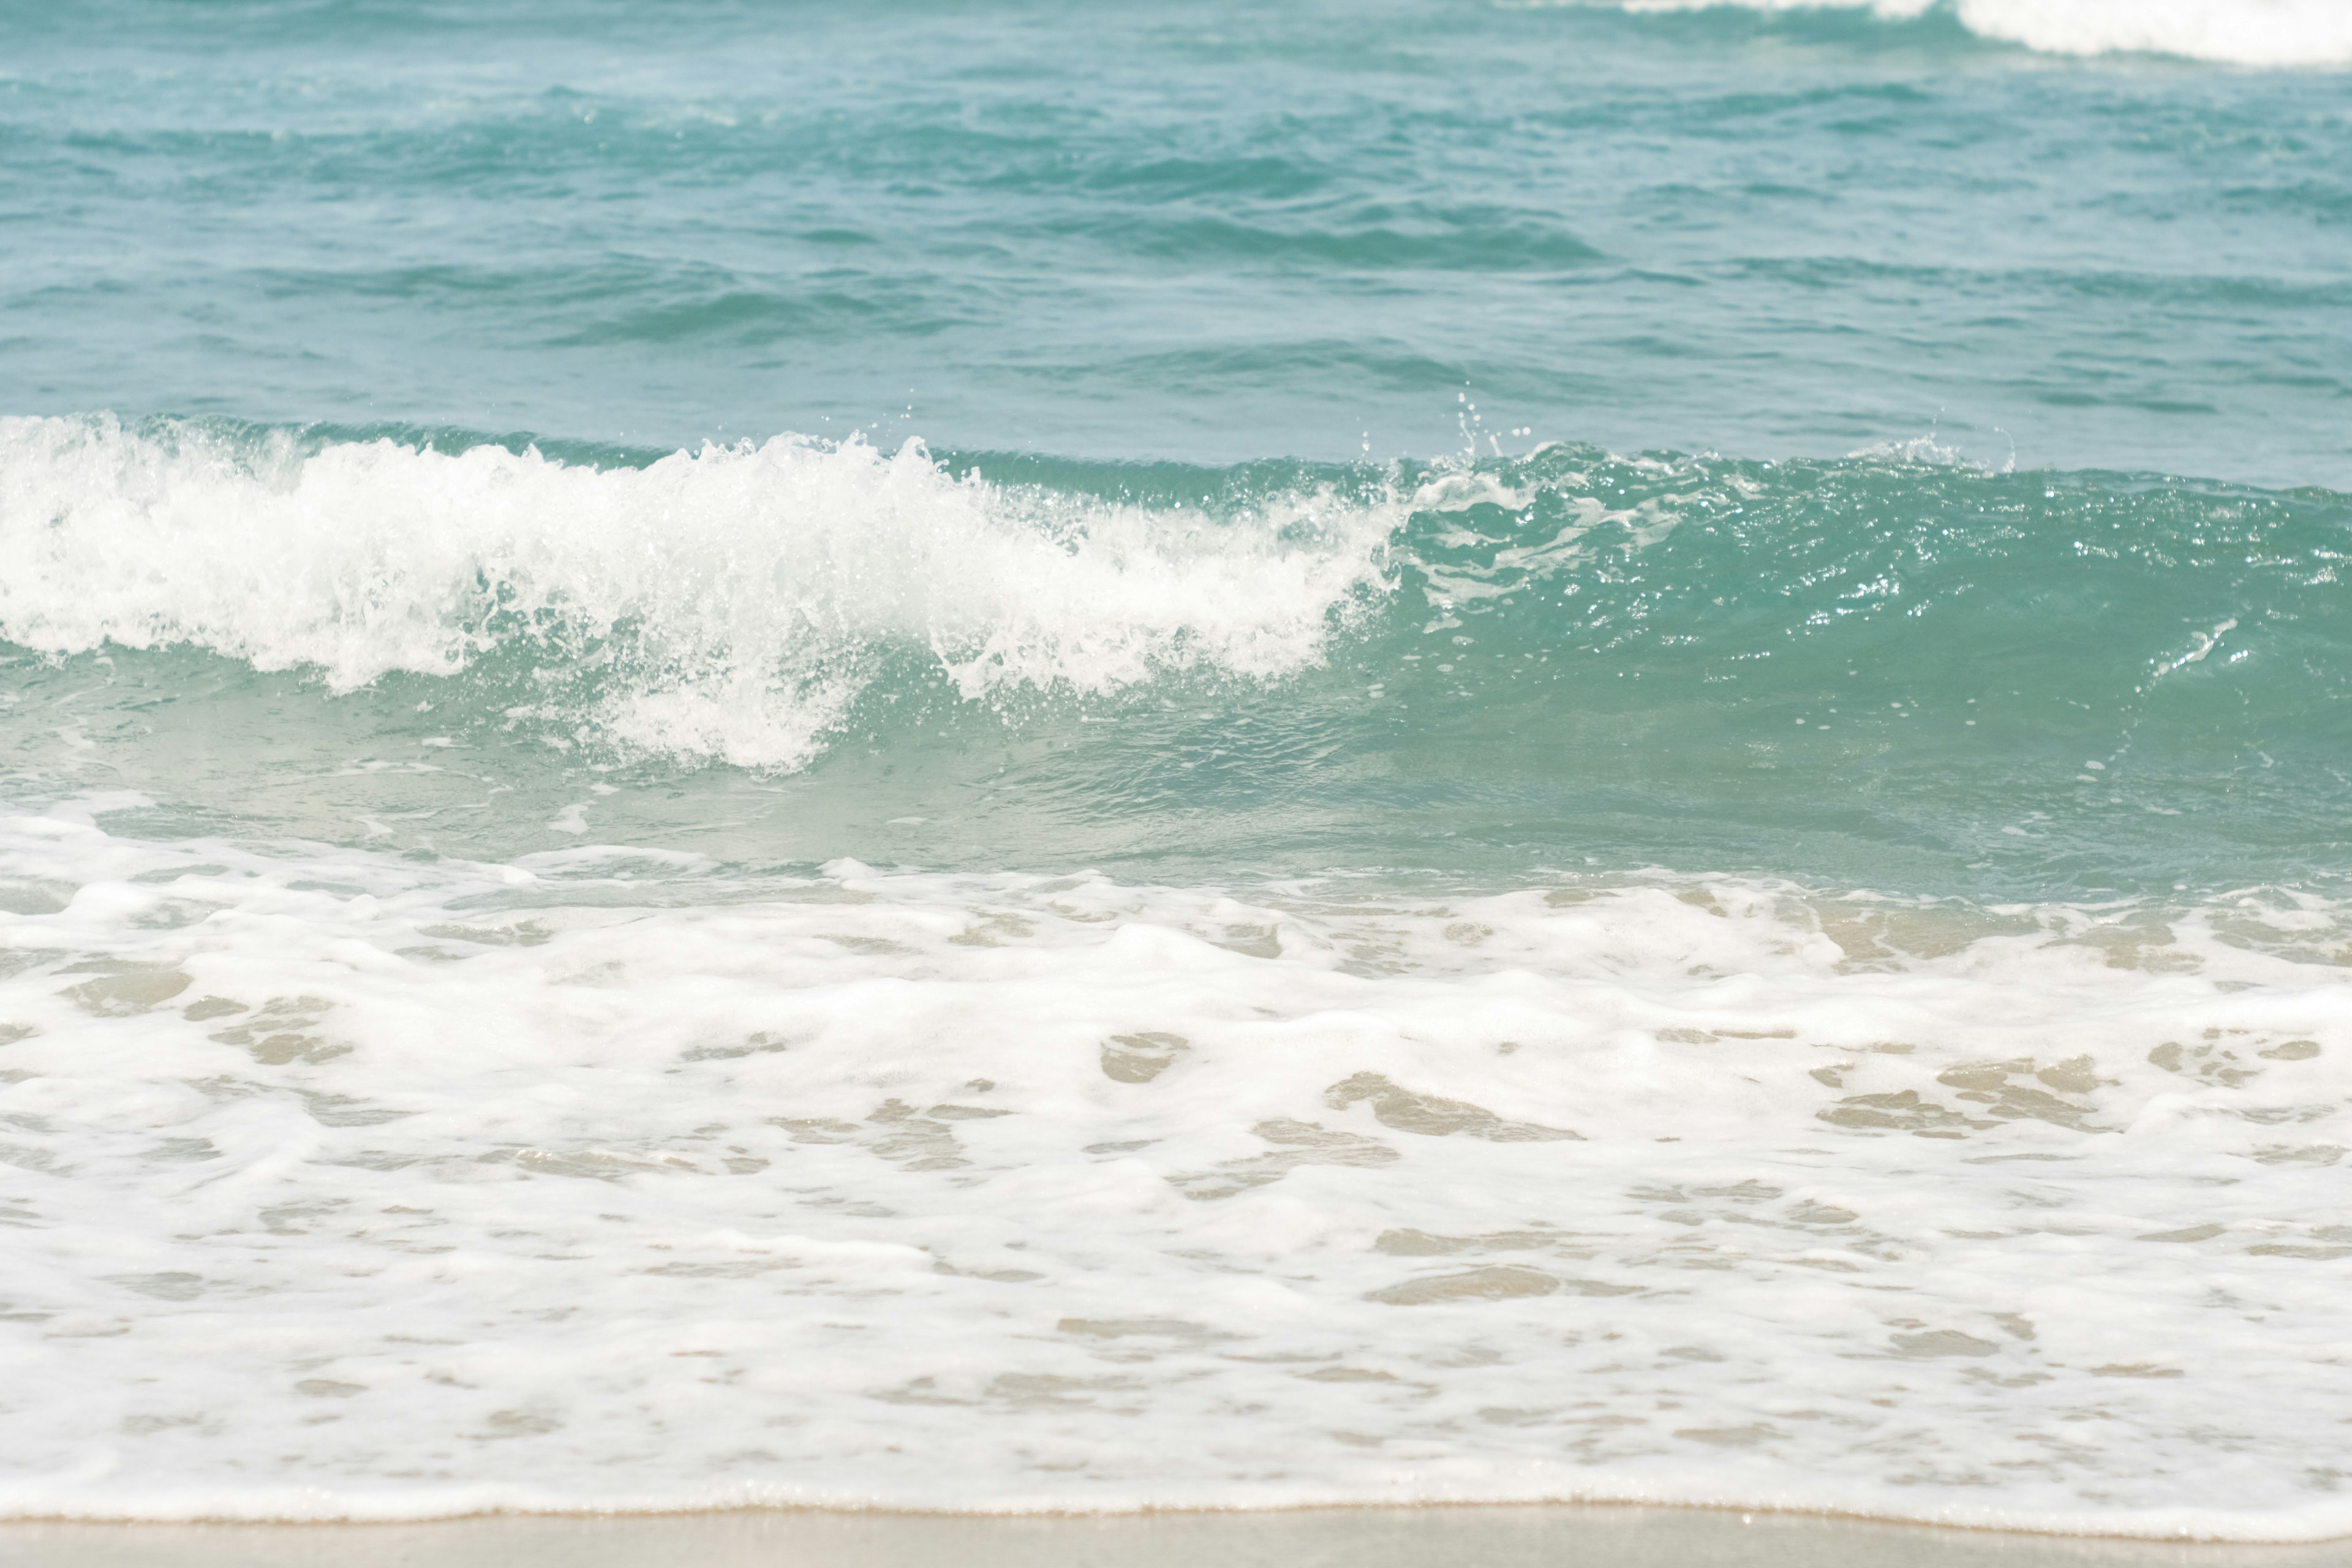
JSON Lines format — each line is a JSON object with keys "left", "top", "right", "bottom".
{"left": 2, "top": 415, "right": 2348, "bottom": 894}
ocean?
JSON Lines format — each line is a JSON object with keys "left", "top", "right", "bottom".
{"left": 2, "top": 0, "right": 2350, "bottom": 1541}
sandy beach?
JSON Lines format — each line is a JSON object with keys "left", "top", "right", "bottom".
{"left": 4, "top": 1507, "right": 2350, "bottom": 1568}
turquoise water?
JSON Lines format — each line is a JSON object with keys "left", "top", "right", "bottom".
{"left": 8, "top": 2, "right": 2351, "bottom": 480}
{"left": 6, "top": 0, "right": 2350, "bottom": 902}
{"left": 7, "top": 0, "right": 2352, "bottom": 1534}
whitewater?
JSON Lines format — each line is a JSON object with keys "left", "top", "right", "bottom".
{"left": 1, "top": 807, "right": 2348, "bottom": 1536}
{"left": 4, "top": 0, "right": 2350, "bottom": 1546}
{"left": 1599, "top": 0, "right": 2352, "bottom": 68}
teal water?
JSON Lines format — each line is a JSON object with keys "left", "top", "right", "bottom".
{"left": 6, "top": 0, "right": 2351, "bottom": 897}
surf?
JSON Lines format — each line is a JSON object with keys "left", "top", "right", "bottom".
{"left": 5, "top": 416, "right": 2346, "bottom": 897}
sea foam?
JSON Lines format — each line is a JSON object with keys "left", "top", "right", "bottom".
{"left": 2, "top": 802, "right": 2349, "bottom": 1532}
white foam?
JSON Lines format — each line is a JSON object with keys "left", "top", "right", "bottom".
{"left": 0, "top": 417, "right": 1397, "bottom": 770}
{"left": 2, "top": 806, "right": 2349, "bottom": 1534}
{"left": 1601, "top": 0, "right": 2352, "bottom": 67}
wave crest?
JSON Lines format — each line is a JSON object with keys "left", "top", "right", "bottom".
{"left": 1604, "top": 0, "right": 2352, "bottom": 66}
{"left": 0, "top": 417, "right": 1396, "bottom": 770}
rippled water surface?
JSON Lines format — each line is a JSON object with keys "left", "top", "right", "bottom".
{"left": 6, "top": 0, "right": 2351, "bottom": 480}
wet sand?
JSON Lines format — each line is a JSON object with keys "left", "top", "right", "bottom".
{"left": 4, "top": 1507, "right": 2349, "bottom": 1568}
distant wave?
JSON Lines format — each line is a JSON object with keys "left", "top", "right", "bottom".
{"left": 1577, "top": 0, "right": 2352, "bottom": 66}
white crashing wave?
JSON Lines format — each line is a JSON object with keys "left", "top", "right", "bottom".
{"left": 0, "top": 417, "right": 1398, "bottom": 771}
{"left": 1605, "top": 0, "right": 2352, "bottom": 67}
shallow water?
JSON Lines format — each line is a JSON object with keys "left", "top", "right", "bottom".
{"left": 2, "top": 0, "right": 2349, "bottom": 1540}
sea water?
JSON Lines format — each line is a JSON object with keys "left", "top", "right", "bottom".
{"left": 2, "top": 0, "right": 2350, "bottom": 1540}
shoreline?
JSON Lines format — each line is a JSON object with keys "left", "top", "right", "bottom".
{"left": 5, "top": 1502, "right": 2350, "bottom": 1568}
{"left": 7, "top": 1488, "right": 2352, "bottom": 1546}
{"left": 5, "top": 1499, "right": 2352, "bottom": 1545}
